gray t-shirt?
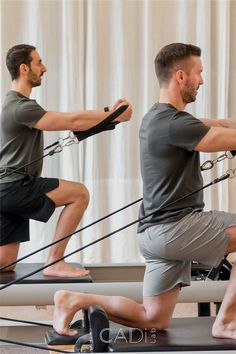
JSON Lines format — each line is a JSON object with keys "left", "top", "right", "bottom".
{"left": 0, "top": 90, "right": 46, "bottom": 182}
{"left": 138, "top": 102, "right": 210, "bottom": 232}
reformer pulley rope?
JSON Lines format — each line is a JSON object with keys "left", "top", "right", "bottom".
{"left": 0, "top": 316, "right": 52, "bottom": 328}
{"left": 0, "top": 172, "right": 231, "bottom": 291}
{"left": 0, "top": 105, "right": 128, "bottom": 180}
{"left": 0, "top": 338, "right": 75, "bottom": 353}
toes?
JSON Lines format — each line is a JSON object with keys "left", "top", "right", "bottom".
{"left": 61, "top": 328, "right": 78, "bottom": 336}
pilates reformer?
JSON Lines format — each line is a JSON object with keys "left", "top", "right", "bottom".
{"left": 0, "top": 260, "right": 233, "bottom": 353}
{"left": 0, "top": 113, "right": 236, "bottom": 352}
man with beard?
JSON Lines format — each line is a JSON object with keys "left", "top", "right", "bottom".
{"left": 52, "top": 43, "right": 236, "bottom": 340}
{"left": 0, "top": 44, "right": 132, "bottom": 278}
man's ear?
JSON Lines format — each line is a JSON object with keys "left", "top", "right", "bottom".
{"left": 19, "top": 63, "right": 29, "bottom": 75}
{"left": 175, "top": 69, "right": 185, "bottom": 84}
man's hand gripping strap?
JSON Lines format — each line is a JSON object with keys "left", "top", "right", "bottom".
{"left": 73, "top": 104, "right": 128, "bottom": 142}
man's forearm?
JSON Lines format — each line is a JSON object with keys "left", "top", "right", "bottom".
{"left": 200, "top": 118, "right": 236, "bottom": 129}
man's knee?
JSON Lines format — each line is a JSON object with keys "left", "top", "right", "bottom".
{"left": 75, "top": 183, "right": 89, "bottom": 209}
{"left": 47, "top": 180, "right": 90, "bottom": 208}
{"left": 146, "top": 313, "right": 172, "bottom": 330}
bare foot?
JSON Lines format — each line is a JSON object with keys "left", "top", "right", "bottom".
{"left": 43, "top": 260, "right": 90, "bottom": 278}
{"left": 53, "top": 290, "right": 84, "bottom": 336}
{"left": 212, "top": 318, "right": 236, "bottom": 340}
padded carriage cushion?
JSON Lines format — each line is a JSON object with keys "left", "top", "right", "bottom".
{"left": 108, "top": 317, "right": 236, "bottom": 352}
{"left": 0, "top": 263, "right": 92, "bottom": 284}
{"left": 45, "top": 320, "right": 89, "bottom": 345}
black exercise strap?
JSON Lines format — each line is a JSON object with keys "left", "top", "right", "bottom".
{"left": 0, "top": 105, "right": 128, "bottom": 180}
{"left": 0, "top": 172, "right": 229, "bottom": 290}
{"left": 73, "top": 104, "right": 128, "bottom": 142}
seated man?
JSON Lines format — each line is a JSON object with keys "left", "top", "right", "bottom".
{"left": 0, "top": 44, "right": 132, "bottom": 277}
{"left": 52, "top": 43, "right": 236, "bottom": 339}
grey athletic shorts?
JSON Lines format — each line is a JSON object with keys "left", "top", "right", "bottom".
{"left": 138, "top": 210, "right": 236, "bottom": 297}
{"left": 0, "top": 176, "right": 59, "bottom": 246}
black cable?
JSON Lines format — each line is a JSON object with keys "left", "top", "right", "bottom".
{"left": 43, "top": 140, "right": 60, "bottom": 150}
{"left": 0, "top": 150, "right": 54, "bottom": 180}
{"left": 0, "top": 197, "right": 142, "bottom": 271}
{"left": 0, "top": 174, "right": 229, "bottom": 291}
{"left": 0, "top": 316, "right": 52, "bottom": 328}
{"left": 0, "top": 338, "right": 75, "bottom": 353}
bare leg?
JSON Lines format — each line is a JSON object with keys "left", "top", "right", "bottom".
{"left": 0, "top": 242, "right": 20, "bottom": 271}
{"left": 212, "top": 225, "right": 236, "bottom": 339}
{"left": 53, "top": 285, "right": 180, "bottom": 336}
{"left": 43, "top": 179, "right": 90, "bottom": 278}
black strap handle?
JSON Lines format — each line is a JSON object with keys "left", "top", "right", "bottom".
{"left": 73, "top": 104, "right": 128, "bottom": 142}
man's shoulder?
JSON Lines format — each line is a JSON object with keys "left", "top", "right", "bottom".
{"left": 1, "top": 90, "right": 46, "bottom": 128}
{"left": 3, "top": 91, "right": 32, "bottom": 112}
{"left": 142, "top": 103, "right": 178, "bottom": 129}
{"left": 170, "top": 110, "right": 203, "bottom": 127}
{"left": 150, "top": 102, "right": 176, "bottom": 114}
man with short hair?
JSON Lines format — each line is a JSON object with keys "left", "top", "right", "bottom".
{"left": 0, "top": 44, "right": 132, "bottom": 277}
{"left": 52, "top": 43, "right": 236, "bottom": 340}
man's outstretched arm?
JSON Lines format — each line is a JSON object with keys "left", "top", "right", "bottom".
{"left": 33, "top": 99, "right": 132, "bottom": 131}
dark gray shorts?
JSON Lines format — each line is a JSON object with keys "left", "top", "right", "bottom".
{"left": 138, "top": 210, "right": 236, "bottom": 297}
{"left": 0, "top": 176, "right": 59, "bottom": 245}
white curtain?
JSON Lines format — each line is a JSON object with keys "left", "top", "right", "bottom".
{"left": 1, "top": 0, "right": 236, "bottom": 264}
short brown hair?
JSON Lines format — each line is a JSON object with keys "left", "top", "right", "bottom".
{"left": 154, "top": 43, "right": 201, "bottom": 85}
{"left": 6, "top": 44, "right": 36, "bottom": 80}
